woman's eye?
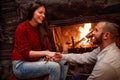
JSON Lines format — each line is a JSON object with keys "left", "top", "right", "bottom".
{"left": 38, "top": 11, "right": 45, "bottom": 14}
{"left": 38, "top": 11, "right": 42, "bottom": 14}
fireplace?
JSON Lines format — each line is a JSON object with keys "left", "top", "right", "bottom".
{"left": 50, "top": 22, "right": 98, "bottom": 53}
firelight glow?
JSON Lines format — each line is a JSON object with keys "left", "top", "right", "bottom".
{"left": 78, "top": 23, "right": 92, "bottom": 47}
{"left": 79, "top": 23, "right": 91, "bottom": 40}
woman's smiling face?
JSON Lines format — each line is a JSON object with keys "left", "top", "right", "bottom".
{"left": 32, "top": 6, "right": 46, "bottom": 24}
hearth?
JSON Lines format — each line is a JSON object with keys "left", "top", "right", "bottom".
{"left": 51, "top": 22, "right": 98, "bottom": 53}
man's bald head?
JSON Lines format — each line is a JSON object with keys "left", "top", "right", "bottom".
{"left": 99, "top": 21, "right": 119, "bottom": 40}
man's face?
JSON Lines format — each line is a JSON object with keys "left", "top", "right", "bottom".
{"left": 92, "top": 22, "right": 104, "bottom": 45}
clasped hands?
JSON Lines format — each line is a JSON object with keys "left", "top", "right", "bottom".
{"left": 44, "top": 52, "right": 62, "bottom": 62}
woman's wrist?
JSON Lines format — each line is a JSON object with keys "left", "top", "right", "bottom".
{"left": 43, "top": 50, "right": 50, "bottom": 56}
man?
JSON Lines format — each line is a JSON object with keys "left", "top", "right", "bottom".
{"left": 53, "top": 21, "right": 120, "bottom": 80}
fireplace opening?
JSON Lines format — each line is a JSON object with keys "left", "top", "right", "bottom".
{"left": 51, "top": 22, "right": 98, "bottom": 53}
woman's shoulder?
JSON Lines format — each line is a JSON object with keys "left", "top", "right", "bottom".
{"left": 17, "top": 20, "right": 30, "bottom": 29}
{"left": 18, "top": 20, "right": 29, "bottom": 27}
{"left": 16, "top": 20, "right": 30, "bottom": 32}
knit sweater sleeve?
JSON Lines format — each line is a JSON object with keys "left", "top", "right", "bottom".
{"left": 14, "top": 23, "right": 31, "bottom": 60}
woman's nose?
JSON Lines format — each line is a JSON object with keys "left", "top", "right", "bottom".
{"left": 42, "top": 14, "right": 45, "bottom": 18}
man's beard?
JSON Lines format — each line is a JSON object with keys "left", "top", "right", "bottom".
{"left": 92, "top": 33, "right": 104, "bottom": 45}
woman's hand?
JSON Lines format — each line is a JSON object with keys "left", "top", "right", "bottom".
{"left": 52, "top": 52, "right": 62, "bottom": 62}
{"left": 44, "top": 51, "right": 62, "bottom": 62}
{"left": 46, "top": 51, "right": 56, "bottom": 57}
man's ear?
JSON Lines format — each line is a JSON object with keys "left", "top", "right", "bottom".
{"left": 103, "top": 32, "right": 111, "bottom": 39}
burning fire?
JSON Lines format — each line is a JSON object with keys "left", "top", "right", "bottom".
{"left": 79, "top": 23, "right": 91, "bottom": 40}
{"left": 78, "top": 23, "right": 93, "bottom": 48}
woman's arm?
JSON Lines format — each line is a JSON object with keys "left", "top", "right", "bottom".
{"left": 29, "top": 50, "right": 56, "bottom": 58}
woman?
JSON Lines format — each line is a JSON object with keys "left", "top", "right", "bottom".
{"left": 12, "top": 1, "right": 68, "bottom": 80}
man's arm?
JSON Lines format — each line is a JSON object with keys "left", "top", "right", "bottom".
{"left": 62, "top": 47, "right": 100, "bottom": 64}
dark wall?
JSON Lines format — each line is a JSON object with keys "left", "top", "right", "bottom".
{"left": 40, "top": 0, "right": 120, "bottom": 25}
{"left": 0, "top": 0, "right": 19, "bottom": 79}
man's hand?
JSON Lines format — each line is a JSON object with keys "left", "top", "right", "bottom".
{"left": 44, "top": 51, "right": 62, "bottom": 62}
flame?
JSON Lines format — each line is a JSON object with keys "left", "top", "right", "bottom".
{"left": 79, "top": 23, "right": 92, "bottom": 47}
{"left": 79, "top": 23, "right": 91, "bottom": 40}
